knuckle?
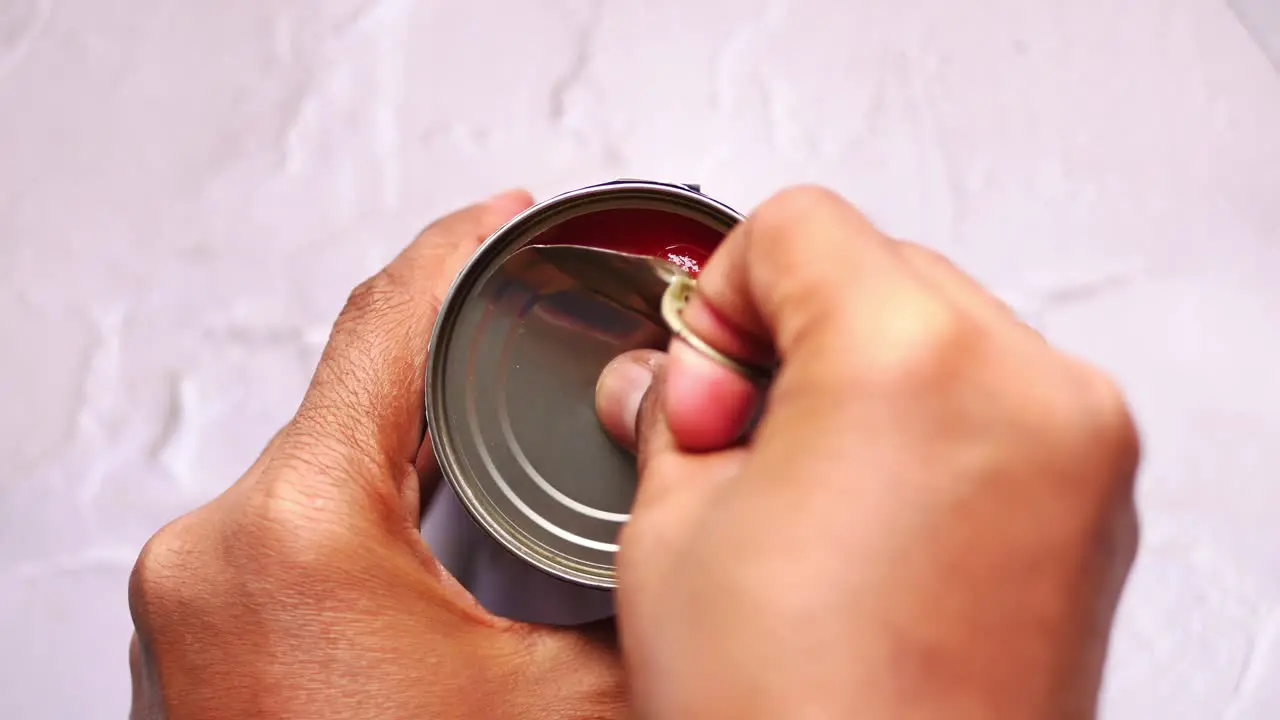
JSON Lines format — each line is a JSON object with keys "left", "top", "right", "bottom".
{"left": 338, "top": 269, "right": 420, "bottom": 333}
{"left": 1115, "top": 498, "right": 1141, "bottom": 566}
{"left": 241, "top": 442, "right": 394, "bottom": 558}
{"left": 743, "top": 186, "right": 889, "bottom": 353}
{"left": 237, "top": 487, "right": 352, "bottom": 568}
{"left": 755, "top": 185, "right": 850, "bottom": 230}
{"left": 251, "top": 481, "right": 339, "bottom": 548}
{"left": 321, "top": 268, "right": 437, "bottom": 411}
{"left": 251, "top": 464, "right": 355, "bottom": 540}
{"left": 1072, "top": 389, "right": 1141, "bottom": 555}
{"left": 129, "top": 514, "right": 205, "bottom": 628}
{"left": 1027, "top": 363, "right": 1139, "bottom": 519}
{"left": 851, "top": 297, "right": 975, "bottom": 389}
{"left": 748, "top": 186, "right": 854, "bottom": 265}
{"left": 289, "top": 395, "right": 378, "bottom": 464}
{"left": 1076, "top": 369, "right": 1141, "bottom": 471}
{"left": 742, "top": 187, "right": 866, "bottom": 343}
{"left": 896, "top": 241, "right": 952, "bottom": 269}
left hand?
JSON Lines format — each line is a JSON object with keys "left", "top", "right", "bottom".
{"left": 127, "top": 190, "right": 627, "bottom": 720}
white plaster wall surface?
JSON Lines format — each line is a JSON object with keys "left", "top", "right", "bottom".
{"left": 1, "top": 0, "right": 1277, "bottom": 717}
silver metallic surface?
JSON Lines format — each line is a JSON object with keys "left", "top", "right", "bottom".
{"left": 426, "top": 180, "right": 742, "bottom": 588}
{"left": 526, "top": 245, "right": 774, "bottom": 382}
{"left": 422, "top": 482, "right": 615, "bottom": 625}
{"left": 524, "top": 244, "right": 679, "bottom": 325}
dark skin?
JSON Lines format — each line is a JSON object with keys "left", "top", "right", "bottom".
{"left": 130, "top": 186, "right": 1139, "bottom": 719}
{"left": 128, "top": 191, "right": 626, "bottom": 719}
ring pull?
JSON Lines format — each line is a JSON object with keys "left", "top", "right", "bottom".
{"left": 659, "top": 274, "right": 774, "bottom": 386}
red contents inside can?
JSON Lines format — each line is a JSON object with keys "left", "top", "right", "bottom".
{"left": 535, "top": 208, "right": 723, "bottom": 277}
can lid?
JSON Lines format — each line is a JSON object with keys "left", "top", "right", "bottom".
{"left": 426, "top": 181, "right": 741, "bottom": 588}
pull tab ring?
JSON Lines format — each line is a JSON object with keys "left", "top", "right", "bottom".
{"left": 659, "top": 274, "right": 774, "bottom": 386}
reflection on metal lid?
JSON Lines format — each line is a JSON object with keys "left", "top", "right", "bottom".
{"left": 425, "top": 180, "right": 742, "bottom": 589}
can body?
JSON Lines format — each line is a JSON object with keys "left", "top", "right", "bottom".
{"left": 423, "top": 180, "right": 740, "bottom": 618}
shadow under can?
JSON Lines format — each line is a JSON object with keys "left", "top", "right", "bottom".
{"left": 421, "top": 481, "right": 616, "bottom": 626}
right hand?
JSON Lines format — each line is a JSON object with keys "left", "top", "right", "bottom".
{"left": 595, "top": 187, "right": 1141, "bottom": 719}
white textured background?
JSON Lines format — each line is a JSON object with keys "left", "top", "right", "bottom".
{"left": 2, "top": 1, "right": 1278, "bottom": 717}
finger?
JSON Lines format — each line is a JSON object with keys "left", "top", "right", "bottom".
{"left": 663, "top": 340, "right": 760, "bottom": 451}
{"left": 665, "top": 186, "right": 932, "bottom": 444}
{"left": 687, "top": 185, "right": 917, "bottom": 353}
{"left": 594, "top": 349, "right": 666, "bottom": 454}
{"left": 630, "top": 357, "right": 679, "bottom": 482}
{"left": 892, "top": 241, "right": 1046, "bottom": 342}
{"left": 892, "top": 241, "right": 1018, "bottom": 325}
{"left": 283, "top": 189, "right": 534, "bottom": 505}
{"left": 593, "top": 349, "right": 679, "bottom": 478}
{"left": 594, "top": 350, "right": 677, "bottom": 479}
{"left": 609, "top": 351, "right": 749, "bottom": 521}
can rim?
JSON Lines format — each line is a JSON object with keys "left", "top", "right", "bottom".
{"left": 425, "top": 180, "right": 743, "bottom": 588}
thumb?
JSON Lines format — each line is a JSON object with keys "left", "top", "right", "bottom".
{"left": 595, "top": 350, "right": 673, "bottom": 474}
{"left": 598, "top": 350, "right": 751, "bottom": 530}
{"left": 596, "top": 350, "right": 748, "bottom": 491}
{"left": 597, "top": 341, "right": 761, "bottom": 458}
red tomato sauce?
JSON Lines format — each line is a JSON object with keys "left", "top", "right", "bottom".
{"left": 533, "top": 208, "right": 722, "bottom": 277}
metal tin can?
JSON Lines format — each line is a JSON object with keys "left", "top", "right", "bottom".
{"left": 425, "top": 180, "right": 742, "bottom": 593}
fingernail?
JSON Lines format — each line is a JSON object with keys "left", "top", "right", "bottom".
{"left": 595, "top": 356, "right": 656, "bottom": 448}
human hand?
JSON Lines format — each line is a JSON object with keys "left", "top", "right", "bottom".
{"left": 128, "top": 191, "right": 626, "bottom": 720}
{"left": 596, "top": 187, "right": 1140, "bottom": 719}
